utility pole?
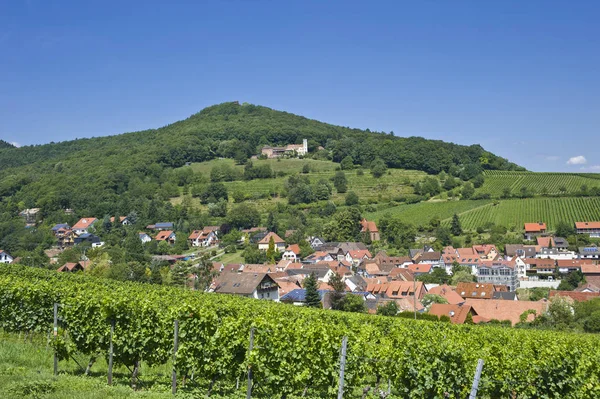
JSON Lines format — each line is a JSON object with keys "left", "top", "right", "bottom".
{"left": 469, "top": 359, "right": 484, "bottom": 399}
{"left": 172, "top": 320, "right": 179, "bottom": 395}
{"left": 413, "top": 279, "right": 417, "bottom": 320}
{"left": 337, "top": 336, "right": 348, "bottom": 399}
{"left": 53, "top": 303, "right": 58, "bottom": 375}
{"left": 246, "top": 327, "right": 255, "bottom": 399}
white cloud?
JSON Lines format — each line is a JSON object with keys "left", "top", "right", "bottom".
{"left": 10, "top": 141, "right": 20, "bottom": 148}
{"left": 545, "top": 155, "right": 560, "bottom": 161}
{"left": 567, "top": 155, "right": 587, "bottom": 165}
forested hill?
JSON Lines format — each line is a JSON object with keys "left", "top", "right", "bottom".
{"left": 0, "top": 102, "right": 522, "bottom": 216}
{"left": 0, "top": 139, "right": 15, "bottom": 149}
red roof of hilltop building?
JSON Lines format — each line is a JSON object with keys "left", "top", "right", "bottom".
{"left": 524, "top": 222, "right": 546, "bottom": 232}
{"left": 575, "top": 222, "right": 600, "bottom": 229}
{"left": 258, "top": 232, "right": 285, "bottom": 244}
{"left": 72, "top": 218, "right": 97, "bottom": 230}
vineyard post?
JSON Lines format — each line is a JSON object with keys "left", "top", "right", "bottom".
{"left": 469, "top": 359, "right": 484, "bottom": 399}
{"left": 337, "top": 336, "right": 348, "bottom": 399}
{"left": 108, "top": 319, "right": 114, "bottom": 386}
{"left": 246, "top": 327, "right": 255, "bottom": 399}
{"left": 172, "top": 320, "right": 179, "bottom": 395}
{"left": 53, "top": 303, "right": 58, "bottom": 376}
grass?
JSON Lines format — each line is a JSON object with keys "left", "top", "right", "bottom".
{"left": 0, "top": 332, "right": 174, "bottom": 399}
{"left": 213, "top": 250, "right": 245, "bottom": 264}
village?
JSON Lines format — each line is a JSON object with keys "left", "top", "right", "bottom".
{"left": 3, "top": 213, "right": 600, "bottom": 327}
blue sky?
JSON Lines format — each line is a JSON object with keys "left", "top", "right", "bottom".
{"left": 1, "top": 1, "right": 599, "bottom": 172}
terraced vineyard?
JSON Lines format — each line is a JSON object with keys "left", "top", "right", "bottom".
{"left": 478, "top": 171, "right": 600, "bottom": 197}
{"left": 451, "top": 197, "right": 600, "bottom": 231}
{"left": 177, "top": 158, "right": 427, "bottom": 204}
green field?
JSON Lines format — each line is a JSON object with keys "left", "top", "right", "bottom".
{"left": 364, "top": 199, "right": 493, "bottom": 226}
{"left": 478, "top": 171, "right": 600, "bottom": 196}
{"left": 457, "top": 197, "right": 600, "bottom": 231}
{"left": 365, "top": 197, "right": 600, "bottom": 232}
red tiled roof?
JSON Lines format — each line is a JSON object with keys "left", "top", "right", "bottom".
{"left": 388, "top": 268, "right": 415, "bottom": 281}
{"left": 258, "top": 232, "right": 285, "bottom": 244}
{"left": 581, "top": 264, "right": 600, "bottom": 275}
{"left": 456, "top": 282, "right": 503, "bottom": 299}
{"left": 575, "top": 222, "right": 600, "bottom": 230}
{"left": 407, "top": 264, "right": 432, "bottom": 274}
{"left": 155, "top": 230, "right": 174, "bottom": 241}
{"left": 348, "top": 249, "right": 372, "bottom": 259}
{"left": 72, "top": 218, "right": 97, "bottom": 230}
{"left": 465, "top": 299, "right": 548, "bottom": 325}
{"left": 361, "top": 219, "right": 378, "bottom": 233}
{"left": 285, "top": 244, "right": 301, "bottom": 255}
{"left": 524, "top": 222, "right": 546, "bottom": 232}
{"left": 109, "top": 216, "right": 126, "bottom": 223}
{"left": 429, "top": 303, "right": 474, "bottom": 324}
{"left": 427, "top": 284, "right": 465, "bottom": 305}
{"left": 549, "top": 290, "right": 600, "bottom": 302}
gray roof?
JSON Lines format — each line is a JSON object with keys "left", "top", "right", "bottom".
{"left": 212, "top": 272, "right": 273, "bottom": 295}
{"left": 286, "top": 268, "right": 329, "bottom": 279}
{"left": 505, "top": 244, "right": 536, "bottom": 258}
{"left": 492, "top": 292, "right": 517, "bottom": 300}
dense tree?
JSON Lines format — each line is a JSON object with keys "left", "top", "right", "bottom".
{"left": 331, "top": 171, "right": 348, "bottom": 193}
{"left": 227, "top": 204, "right": 260, "bottom": 229}
{"left": 303, "top": 273, "right": 321, "bottom": 308}
{"left": 378, "top": 217, "right": 416, "bottom": 249}
{"left": 555, "top": 220, "right": 575, "bottom": 238}
{"left": 266, "top": 212, "right": 278, "bottom": 234}
{"left": 417, "top": 268, "right": 451, "bottom": 284}
{"left": 376, "top": 301, "right": 399, "bottom": 316}
{"left": 451, "top": 214, "right": 463, "bottom": 236}
{"left": 322, "top": 208, "right": 362, "bottom": 242}
{"left": 370, "top": 157, "right": 387, "bottom": 178}
{"left": 345, "top": 191, "right": 359, "bottom": 206}
{"left": 340, "top": 156, "right": 354, "bottom": 170}
{"left": 329, "top": 272, "right": 346, "bottom": 311}
{"left": 461, "top": 182, "right": 475, "bottom": 200}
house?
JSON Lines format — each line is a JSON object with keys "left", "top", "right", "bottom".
{"left": 575, "top": 222, "right": 600, "bottom": 237}
{"left": 427, "top": 284, "right": 465, "bottom": 305}
{"left": 550, "top": 290, "right": 600, "bottom": 301}
{"left": 346, "top": 249, "right": 372, "bottom": 266}
{"left": 280, "top": 288, "right": 330, "bottom": 306}
{"left": 537, "top": 236, "right": 569, "bottom": 250}
{"left": 0, "top": 250, "right": 14, "bottom": 264}
{"left": 505, "top": 244, "right": 537, "bottom": 258}
{"left": 282, "top": 244, "right": 301, "bottom": 262}
{"left": 258, "top": 232, "right": 286, "bottom": 252}
{"left": 19, "top": 208, "right": 40, "bottom": 225}
{"left": 110, "top": 216, "right": 130, "bottom": 225}
{"left": 360, "top": 219, "right": 380, "bottom": 242}
{"left": 556, "top": 259, "right": 584, "bottom": 274}
{"left": 261, "top": 139, "right": 308, "bottom": 158}
{"left": 374, "top": 252, "right": 413, "bottom": 272}
{"left": 365, "top": 280, "right": 426, "bottom": 300}
{"left": 465, "top": 299, "right": 548, "bottom": 326}
{"left": 524, "top": 222, "right": 547, "bottom": 240}
{"left": 304, "top": 251, "right": 335, "bottom": 264}
{"left": 147, "top": 222, "right": 174, "bottom": 231}
{"left": 472, "top": 245, "right": 498, "bottom": 260}
{"left": 72, "top": 218, "right": 98, "bottom": 235}
{"left": 44, "top": 248, "right": 62, "bottom": 264}
{"left": 307, "top": 236, "right": 326, "bottom": 249}
{"left": 286, "top": 265, "right": 334, "bottom": 283}
{"left": 139, "top": 232, "right": 152, "bottom": 244}
{"left": 155, "top": 230, "right": 176, "bottom": 244}
{"left": 477, "top": 259, "right": 519, "bottom": 291}
{"left": 388, "top": 267, "right": 416, "bottom": 282}
{"left": 414, "top": 251, "right": 442, "bottom": 266}
{"left": 57, "top": 262, "right": 84, "bottom": 272}
{"left": 428, "top": 303, "right": 478, "bottom": 324}
{"left": 74, "top": 233, "right": 102, "bottom": 246}
{"left": 581, "top": 264, "right": 600, "bottom": 277}
{"left": 51, "top": 223, "right": 71, "bottom": 233}
{"left": 55, "top": 228, "right": 75, "bottom": 248}
{"left": 211, "top": 272, "right": 280, "bottom": 301}
{"left": 407, "top": 264, "right": 432, "bottom": 276}
{"left": 456, "top": 282, "right": 507, "bottom": 300}
{"left": 188, "top": 226, "right": 220, "bottom": 247}
{"left": 579, "top": 245, "right": 600, "bottom": 260}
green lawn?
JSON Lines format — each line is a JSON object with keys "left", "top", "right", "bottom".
{"left": 0, "top": 333, "right": 174, "bottom": 399}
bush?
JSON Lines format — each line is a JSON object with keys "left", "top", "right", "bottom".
{"left": 345, "top": 191, "right": 359, "bottom": 206}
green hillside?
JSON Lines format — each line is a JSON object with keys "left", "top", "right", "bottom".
{"left": 478, "top": 170, "right": 600, "bottom": 197}
{"left": 0, "top": 102, "right": 521, "bottom": 217}
{"left": 0, "top": 140, "right": 15, "bottom": 149}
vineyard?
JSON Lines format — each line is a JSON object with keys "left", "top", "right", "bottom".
{"left": 446, "top": 197, "right": 600, "bottom": 231}
{"left": 479, "top": 171, "right": 600, "bottom": 197}
{"left": 2, "top": 265, "right": 600, "bottom": 398}
{"left": 365, "top": 200, "right": 493, "bottom": 226}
